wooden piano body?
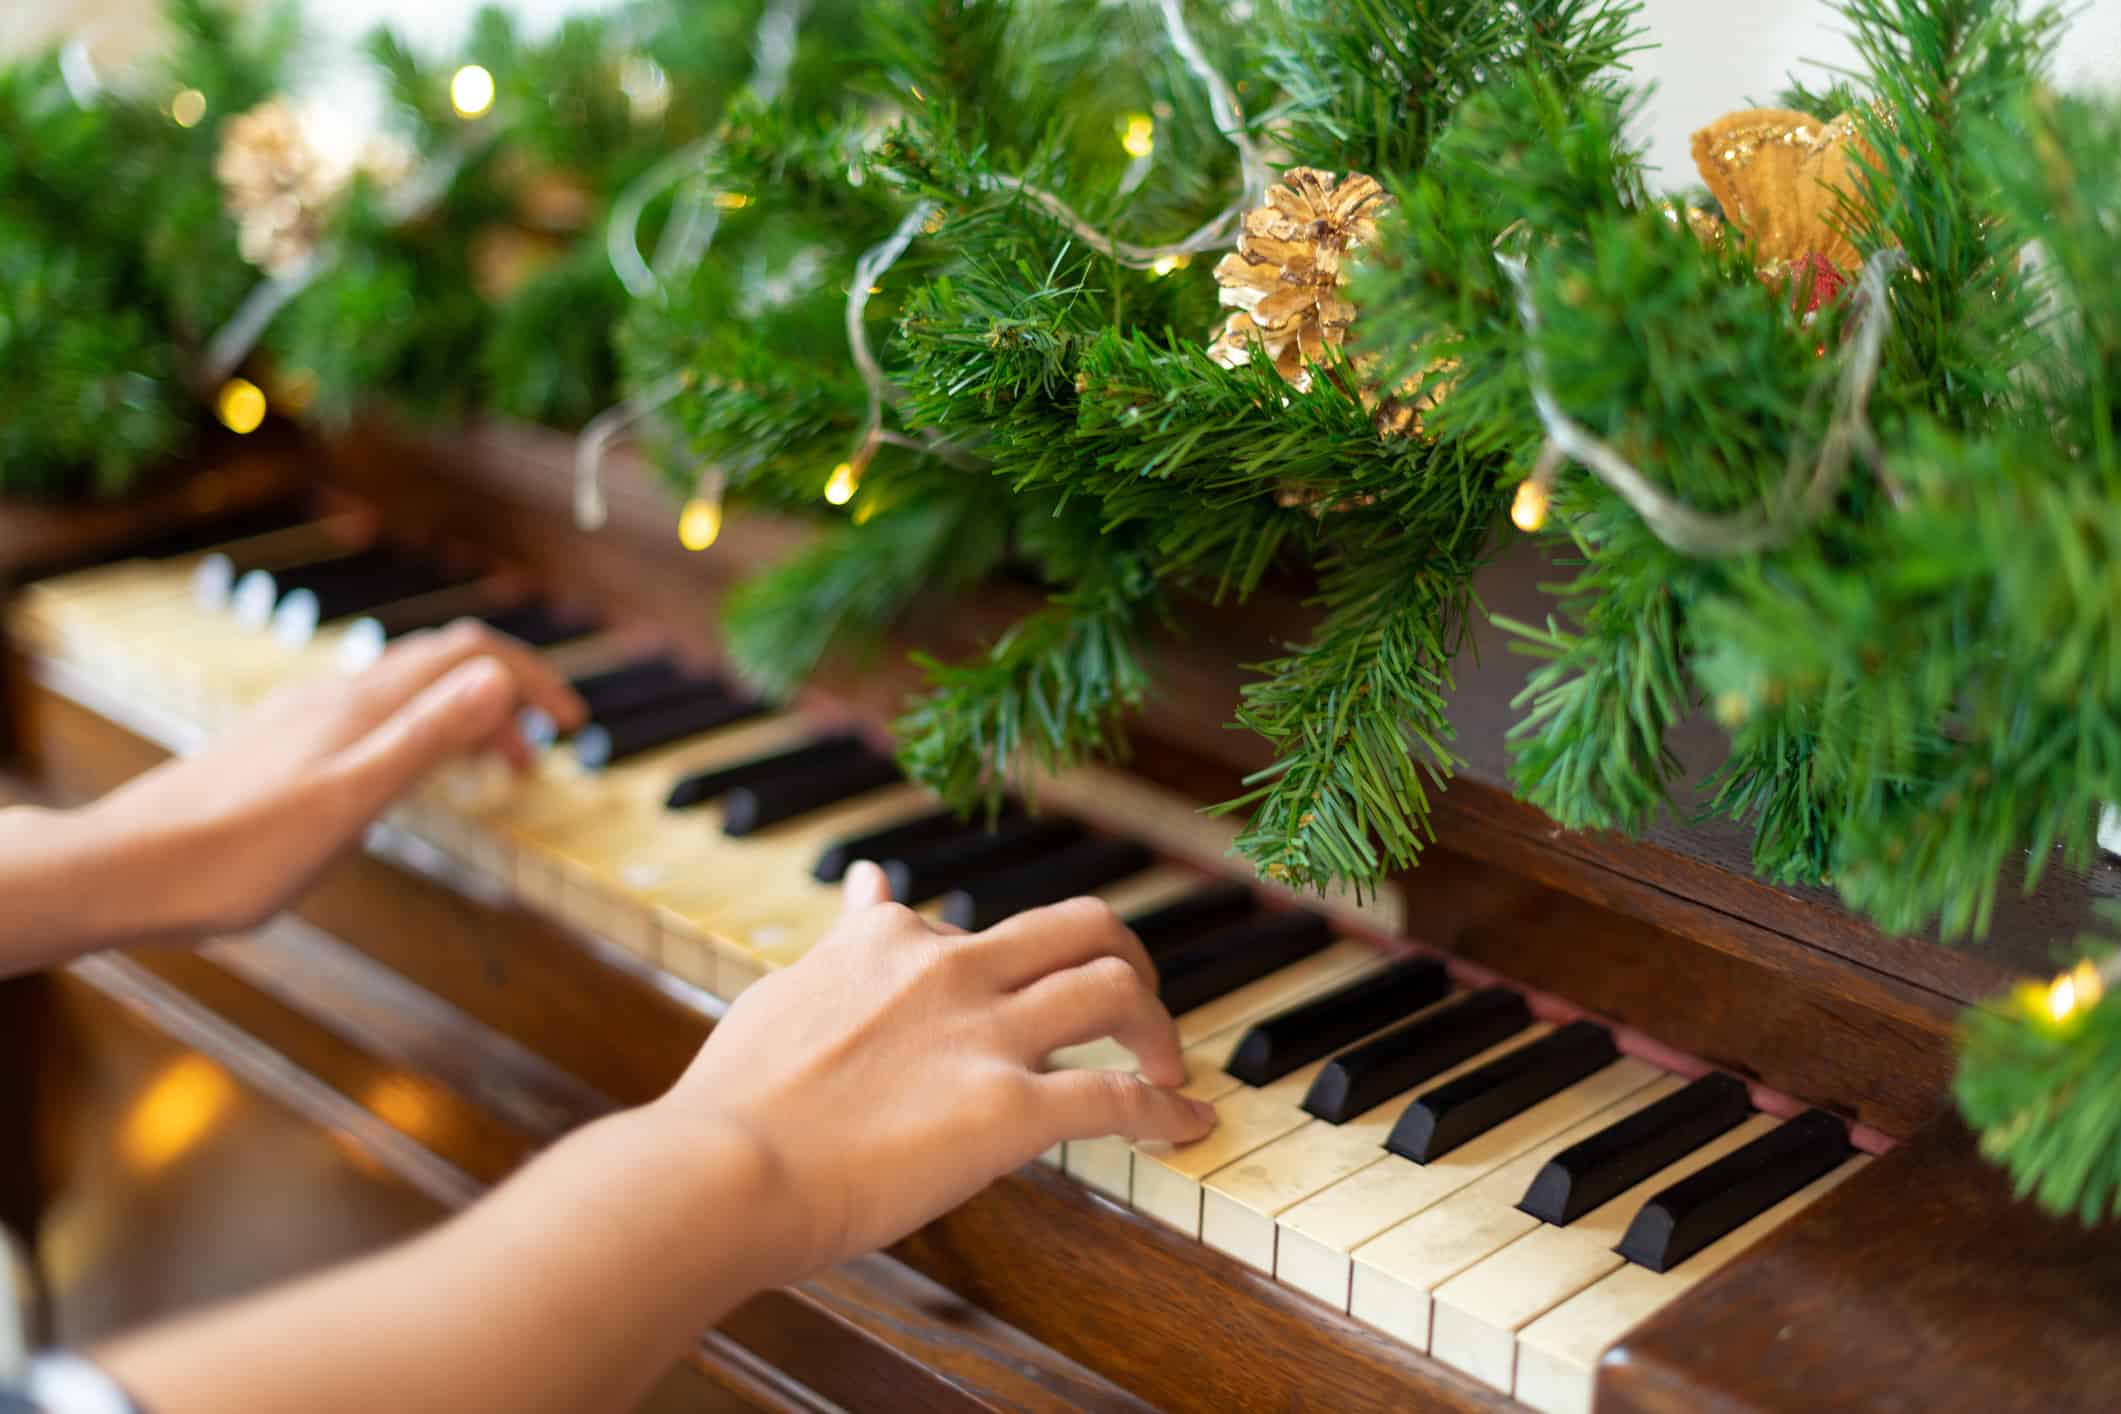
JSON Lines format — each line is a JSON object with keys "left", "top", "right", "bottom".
{"left": 5, "top": 424, "right": 2121, "bottom": 1413}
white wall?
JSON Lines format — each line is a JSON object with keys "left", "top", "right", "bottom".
{"left": 10, "top": 0, "right": 2120, "bottom": 186}
{"left": 1626, "top": 0, "right": 2121, "bottom": 191}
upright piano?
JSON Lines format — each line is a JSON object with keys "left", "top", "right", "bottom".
{"left": 4, "top": 421, "right": 2120, "bottom": 1413}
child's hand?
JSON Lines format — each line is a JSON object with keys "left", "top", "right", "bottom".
{"left": 89, "top": 620, "right": 586, "bottom": 937}
{"left": 661, "top": 863, "right": 1215, "bottom": 1279}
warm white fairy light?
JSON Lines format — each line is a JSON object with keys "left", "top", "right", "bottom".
{"left": 1121, "top": 113, "right": 1156, "bottom": 159}
{"left": 824, "top": 462, "right": 859, "bottom": 506}
{"left": 170, "top": 88, "right": 207, "bottom": 128}
{"left": 1511, "top": 478, "right": 1550, "bottom": 532}
{"left": 215, "top": 378, "right": 268, "bottom": 435}
{"left": 450, "top": 65, "right": 495, "bottom": 120}
{"left": 2048, "top": 960, "right": 2103, "bottom": 1023}
{"left": 678, "top": 466, "right": 727, "bottom": 550}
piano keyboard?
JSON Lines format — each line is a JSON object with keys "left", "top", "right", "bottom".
{"left": 12, "top": 519, "right": 1872, "bottom": 1414}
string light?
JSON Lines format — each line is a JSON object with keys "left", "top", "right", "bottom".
{"left": 1150, "top": 253, "right": 1191, "bottom": 277}
{"left": 1511, "top": 478, "right": 1550, "bottom": 532}
{"left": 711, "top": 191, "right": 752, "bottom": 210}
{"left": 170, "top": 87, "right": 207, "bottom": 128}
{"left": 1121, "top": 113, "right": 1156, "bottom": 159}
{"left": 450, "top": 65, "right": 495, "bottom": 119}
{"left": 824, "top": 461, "right": 859, "bottom": 506}
{"left": 2047, "top": 960, "right": 2105, "bottom": 1023}
{"left": 215, "top": 378, "right": 268, "bottom": 435}
{"left": 678, "top": 467, "right": 727, "bottom": 550}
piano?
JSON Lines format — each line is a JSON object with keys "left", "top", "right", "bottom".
{"left": 4, "top": 419, "right": 2120, "bottom": 1413}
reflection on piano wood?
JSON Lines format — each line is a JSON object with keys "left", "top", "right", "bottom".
{"left": 13, "top": 512, "right": 1885, "bottom": 1414}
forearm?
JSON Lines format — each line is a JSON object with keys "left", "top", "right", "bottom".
{"left": 97, "top": 1103, "right": 791, "bottom": 1414}
{"left": 0, "top": 801, "right": 198, "bottom": 976}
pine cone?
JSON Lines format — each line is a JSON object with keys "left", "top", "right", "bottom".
{"left": 1206, "top": 168, "right": 1387, "bottom": 392}
{"left": 216, "top": 98, "right": 339, "bottom": 276}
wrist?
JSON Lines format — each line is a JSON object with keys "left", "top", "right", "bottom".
{"left": 72, "top": 790, "right": 226, "bottom": 940}
{"left": 604, "top": 1099, "right": 812, "bottom": 1294}
{"left": 0, "top": 802, "right": 188, "bottom": 964}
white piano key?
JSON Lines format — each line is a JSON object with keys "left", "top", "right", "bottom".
{"left": 1345, "top": 1068, "right": 1676, "bottom": 1349}
{"left": 1274, "top": 1059, "right": 1662, "bottom": 1311}
{"left": 1427, "top": 1111, "right": 1779, "bottom": 1390}
{"left": 1198, "top": 1017, "right": 1546, "bottom": 1274}
{"left": 1512, "top": 1154, "right": 1871, "bottom": 1414}
{"left": 1058, "top": 949, "right": 1388, "bottom": 1199}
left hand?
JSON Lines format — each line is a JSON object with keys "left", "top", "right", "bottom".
{"left": 87, "top": 619, "right": 586, "bottom": 937}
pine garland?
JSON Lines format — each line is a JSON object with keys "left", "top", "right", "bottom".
{"left": 9, "top": 0, "right": 2121, "bottom": 1218}
{"left": 0, "top": 0, "right": 295, "bottom": 497}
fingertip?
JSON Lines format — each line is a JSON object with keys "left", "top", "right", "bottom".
{"left": 841, "top": 859, "right": 892, "bottom": 913}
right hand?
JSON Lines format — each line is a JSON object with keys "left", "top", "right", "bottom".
{"left": 659, "top": 862, "right": 1216, "bottom": 1280}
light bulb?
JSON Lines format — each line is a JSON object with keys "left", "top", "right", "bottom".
{"left": 824, "top": 462, "right": 859, "bottom": 506}
{"left": 215, "top": 378, "right": 268, "bottom": 435}
{"left": 1511, "top": 478, "right": 1550, "bottom": 532}
{"left": 451, "top": 65, "right": 495, "bottom": 119}
{"left": 170, "top": 88, "right": 207, "bottom": 128}
{"left": 712, "top": 191, "right": 751, "bottom": 210}
{"left": 2047, "top": 960, "right": 2103, "bottom": 1023}
{"left": 678, "top": 497, "right": 722, "bottom": 551}
{"left": 1121, "top": 113, "right": 1156, "bottom": 159}
{"left": 1150, "top": 253, "right": 1191, "bottom": 277}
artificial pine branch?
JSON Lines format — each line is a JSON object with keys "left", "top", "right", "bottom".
{"left": 723, "top": 492, "right": 1010, "bottom": 700}
{"left": 896, "top": 515, "right": 1160, "bottom": 810}
{"left": 1225, "top": 527, "right": 1481, "bottom": 890}
{"left": 1957, "top": 912, "right": 2121, "bottom": 1223}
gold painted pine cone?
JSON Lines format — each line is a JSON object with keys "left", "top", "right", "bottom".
{"left": 1206, "top": 167, "right": 1387, "bottom": 392}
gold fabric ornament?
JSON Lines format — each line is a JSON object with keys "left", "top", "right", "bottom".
{"left": 1689, "top": 107, "right": 1872, "bottom": 278}
{"left": 216, "top": 98, "right": 338, "bottom": 277}
{"left": 1207, "top": 168, "right": 1387, "bottom": 392}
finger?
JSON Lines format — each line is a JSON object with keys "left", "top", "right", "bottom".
{"left": 324, "top": 657, "right": 518, "bottom": 822}
{"left": 359, "top": 620, "right": 587, "bottom": 736}
{"left": 1038, "top": 1069, "right": 1217, "bottom": 1147}
{"left": 1007, "top": 955, "right": 1186, "bottom": 1087}
{"left": 972, "top": 896, "right": 1157, "bottom": 995}
{"left": 841, "top": 860, "right": 893, "bottom": 915}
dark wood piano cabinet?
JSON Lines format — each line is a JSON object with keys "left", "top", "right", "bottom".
{"left": 5, "top": 423, "right": 2121, "bottom": 1412}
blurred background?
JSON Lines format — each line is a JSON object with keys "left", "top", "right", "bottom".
{"left": 9, "top": 0, "right": 2121, "bottom": 190}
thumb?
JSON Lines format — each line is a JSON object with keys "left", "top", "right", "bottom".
{"left": 326, "top": 656, "right": 517, "bottom": 822}
{"left": 840, "top": 859, "right": 893, "bottom": 916}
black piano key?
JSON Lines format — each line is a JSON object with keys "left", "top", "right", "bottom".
{"left": 1122, "top": 882, "right": 1256, "bottom": 957}
{"left": 937, "top": 838, "right": 1155, "bottom": 931}
{"left": 1227, "top": 959, "right": 1451, "bottom": 1089}
{"left": 266, "top": 546, "right": 412, "bottom": 596}
{"left": 571, "top": 657, "right": 707, "bottom": 720}
{"left": 574, "top": 691, "right": 766, "bottom": 769}
{"left": 666, "top": 734, "right": 869, "bottom": 811}
{"left": 480, "top": 600, "right": 599, "bottom": 648}
{"left": 1302, "top": 986, "right": 1532, "bottom": 1124}
{"left": 1385, "top": 1019, "right": 1618, "bottom": 1163}
{"left": 814, "top": 808, "right": 1003, "bottom": 884}
{"left": 881, "top": 817, "right": 1085, "bottom": 904}
{"left": 722, "top": 751, "right": 904, "bottom": 837}
{"left": 354, "top": 587, "right": 506, "bottom": 641}
{"left": 1616, "top": 1109, "right": 1854, "bottom": 1273}
{"left": 1519, "top": 1072, "right": 1754, "bottom": 1226}
{"left": 25, "top": 496, "right": 313, "bottom": 582}
{"left": 1156, "top": 910, "right": 1334, "bottom": 1018}
{"left": 287, "top": 560, "right": 477, "bottom": 625}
